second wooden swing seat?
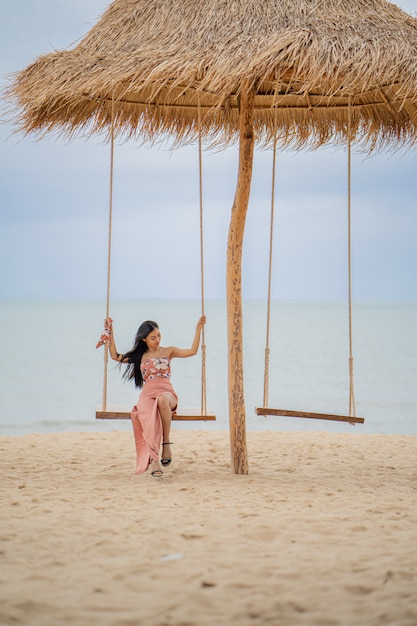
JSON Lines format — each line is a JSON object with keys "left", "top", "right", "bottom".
{"left": 255, "top": 100, "right": 364, "bottom": 426}
{"left": 255, "top": 407, "right": 364, "bottom": 424}
{"left": 96, "top": 96, "right": 215, "bottom": 422}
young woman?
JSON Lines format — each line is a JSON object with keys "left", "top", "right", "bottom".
{"left": 105, "top": 315, "right": 206, "bottom": 477}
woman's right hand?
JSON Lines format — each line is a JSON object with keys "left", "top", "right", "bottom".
{"left": 96, "top": 317, "right": 113, "bottom": 349}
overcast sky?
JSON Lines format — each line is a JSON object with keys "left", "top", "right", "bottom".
{"left": 1, "top": 1, "right": 417, "bottom": 302}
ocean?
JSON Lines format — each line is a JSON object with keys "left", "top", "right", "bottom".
{"left": 0, "top": 299, "right": 416, "bottom": 436}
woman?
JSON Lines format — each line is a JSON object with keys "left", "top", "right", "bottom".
{"left": 105, "top": 315, "right": 206, "bottom": 477}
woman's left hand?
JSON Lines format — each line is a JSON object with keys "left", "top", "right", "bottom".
{"left": 197, "top": 315, "right": 206, "bottom": 329}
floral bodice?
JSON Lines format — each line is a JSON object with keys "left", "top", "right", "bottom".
{"left": 140, "top": 357, "right": 171, "bottom": 383}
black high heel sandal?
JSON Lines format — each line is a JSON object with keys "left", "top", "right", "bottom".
{"left": 161, "top": 442, "right": 173, "bottom": 467}
{"left": 149, "top": 459, "right": 163, "bottom": 477}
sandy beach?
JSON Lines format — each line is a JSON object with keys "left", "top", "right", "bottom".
{"left": 1, "top": 428, "right": 416, "bottom": 626}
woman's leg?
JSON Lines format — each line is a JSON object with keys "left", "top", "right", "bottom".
{"left": 157, "top": 392, "right": 176, "bottom": 462}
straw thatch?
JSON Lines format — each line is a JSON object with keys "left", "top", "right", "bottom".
{"left": 6, "top": 0, "right": 417, "bottom": 150}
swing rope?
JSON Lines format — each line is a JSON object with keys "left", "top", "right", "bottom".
{"left": 97, "top": 92, "right": 215, "bottom": 420}
{"left": 256, "top": 93, "right": 363, "bottom": 424}
{"left": 102, "top": 94, "right": 115, "bottom": 412}
{"left": 347, "top": 96, "right": 357, "bottom": 417}
{"left": 198, "top": 92, "right": 207, "bottom": 416}
{"left": 263, "top": 101, "right": 278, "bottom": 408}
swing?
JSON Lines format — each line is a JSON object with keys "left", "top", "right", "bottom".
{"left": 255, "top": 98, "right": 364, "bottom": 425}
{"left": 96, "top": 96, "right": 215, "bottom": 422}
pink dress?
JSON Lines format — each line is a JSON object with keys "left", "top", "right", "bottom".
{"left": 130, "top": 357, "right": 178, "bottom": 474}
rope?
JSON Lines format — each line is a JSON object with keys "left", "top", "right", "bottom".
{"left": 198, "top": 93, "right": 207, "bottom": 415}
{"left": 263, "top": 99, "right": 278, "bottom": 408}
{"left": 100, "top": 94, "right": 207, "bottom": 415}
{"left": 102, "top": 95, "right": 115, "bottom": 411}
{"left": 347, "top": 96, "right": 357, "bottom": 417}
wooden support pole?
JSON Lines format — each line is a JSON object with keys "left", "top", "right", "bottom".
{"left": 226, "top": 83, "right": 255, "bottom": 475}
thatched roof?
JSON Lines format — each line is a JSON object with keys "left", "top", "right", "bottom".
{"left": 5, "top": 0, "right": 417, "bottom": 150}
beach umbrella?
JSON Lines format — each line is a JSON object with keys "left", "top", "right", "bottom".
{"left": 6, "top": 0, "right": 417, "bottom": 474}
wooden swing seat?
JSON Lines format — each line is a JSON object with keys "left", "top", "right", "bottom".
{"left": 96, "top": 407, "right": 216, "bottom": 421}
{"left": 255, "top": 407, "right": 364, "bottom": 424}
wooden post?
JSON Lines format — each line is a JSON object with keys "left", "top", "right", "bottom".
{"left": 226, "top": 83, "right": 255, "bottom": 475}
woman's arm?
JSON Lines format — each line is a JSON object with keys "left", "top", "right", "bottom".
{"left": 169, "top": 315, "right": 206, "bottom": 359}
{"left": 106, "top": 318, "right": 124, "bottom": 362}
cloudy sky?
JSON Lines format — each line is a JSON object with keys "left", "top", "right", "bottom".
{"left": 1, "top": 1, "right": 417, "bottom": 302}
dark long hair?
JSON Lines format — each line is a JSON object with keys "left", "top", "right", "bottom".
{"left": 121, "top": 321, "right": 159, "bottom": 388}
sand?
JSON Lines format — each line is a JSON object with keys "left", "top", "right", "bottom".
{"left": 1, "top": 428, "right": 416, "bottom": 626}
